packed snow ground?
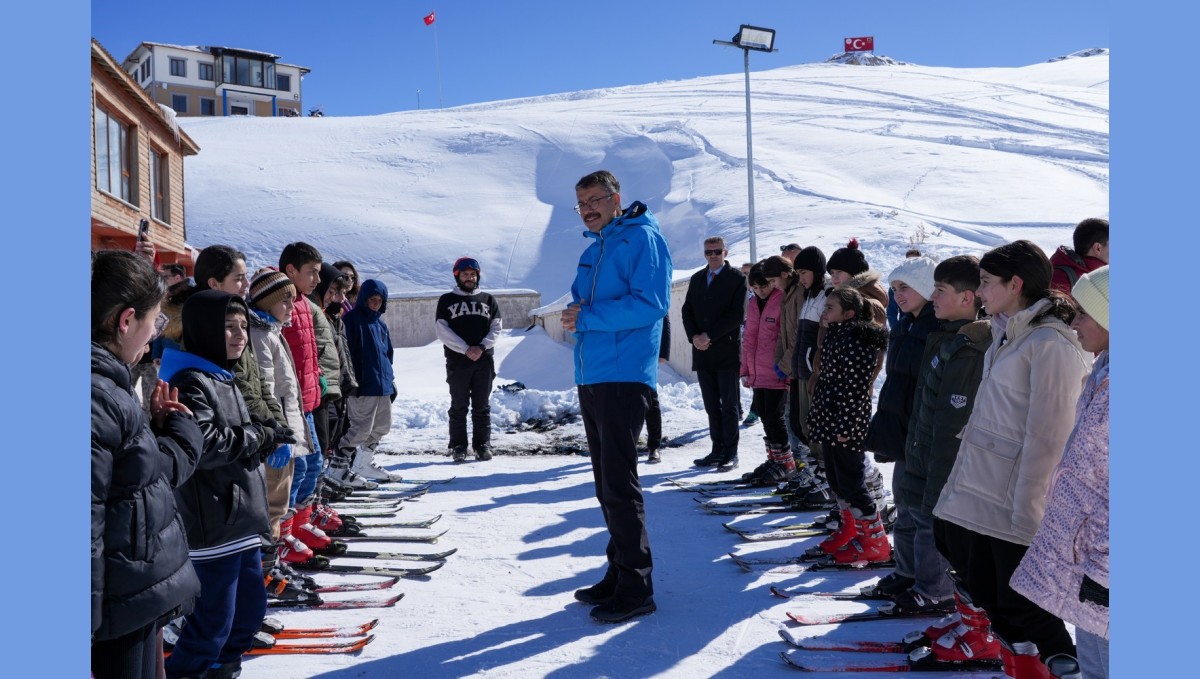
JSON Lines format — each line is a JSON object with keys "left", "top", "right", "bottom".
{"left": 244, "top": 330, "right": 1017, "bottom": 679}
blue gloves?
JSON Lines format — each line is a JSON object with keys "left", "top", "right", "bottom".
{"left": 267, "top": 444, "right": 292, "bottom": 469}
{"left": 774, "top": 363, "right": 788, "bottom": 381}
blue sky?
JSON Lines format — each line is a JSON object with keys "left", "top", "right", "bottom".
{"left": 92, "top": 0, "right": 1108, "bottom": 116}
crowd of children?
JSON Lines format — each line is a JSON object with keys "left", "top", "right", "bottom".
{"left": 733, "top": 219, "right": 1110, "bottom": 679}
{"left": 92, "top": 218, "right": 1109, "bottom": 679}
{"left": 91, "top": 240, "right": 401, "bottom": 679}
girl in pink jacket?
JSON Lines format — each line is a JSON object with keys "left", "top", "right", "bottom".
{"left": 739, "top": 263, "right": 791, "bottom": 485}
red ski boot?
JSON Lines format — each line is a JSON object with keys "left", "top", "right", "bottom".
{"left": 816, "top": 507, "right": 857, "bottom": 555}
{"left": 928, "top": 588, "right": 1002, "bottom": 662}
{"left": 833, "top": 510, "right": 892, "bottom": 564}
{"left": 1002, "top": 642, "right": 1051, "bottom": 679}
{"left": 278, "top": 515, "right": 316, "bottom": 565}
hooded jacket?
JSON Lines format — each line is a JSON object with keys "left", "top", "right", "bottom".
{"left": 1049, "top": 246, "right": 1106, "bottom": 295}
{"left": 159, "top": 291, "right": 270, "bottom": 558}
{"left": 569, "top": 202, "right": 673, "bottom": 388}
{"left": 1011, "top": 352, "right": 1110, "bottom": 639}
{"left": 773, "top": 276, "right": 804, "bottom": 379}
{"left": 91, "top": 342, "right": 203, "bottom": 640}
{"left": 934, "top": 298, "right": 1091, "bottom": 545}
{"left": 308, "top": 295, "right": 342, "bottom": 399}
{"left": 313, "top": 263, "right": 359, "bottom": 396}
{"left": 864, "top": 301, "right": 940, "bottom": 461}
{"left": 794, "top": 281, "right": 829, "bottom": 380}
{"left": 740, "top": 288, "right": 786, "bottom": 389}
{"left": 896, "top": 318, "right": 991, "bottom": 514}
{"left": 344, "top": 279, "right": 395, "bottom": 397}
{"left": 248, "top": 310, "right": 312, "bottom": 459}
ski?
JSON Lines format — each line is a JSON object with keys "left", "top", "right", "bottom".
{"left": 699, "top": 495, "right": 790, "bottom": 509}
{"left": 268, "top": 619, "right": 381, "bottom": 639}
{"left": 326, "top": 528, "right": 446, "bottom": 542}
{"left": 769, "top": 586, "right": 891, "bottom": 602}
{"left": 267, "top": 593, "right": 405, "bottom": 610}
{"left": 380, "top": 476, "right": 455, "bottom": 485}
{"left": 702, "top": 504, "right": 801, "bottom": 516}
{"left": 724, "top": 523, "right": 828, "bottom": 541}
{"left": 334, "top": 514, "right": 442, "bottom": 529}
{"left": 313, "top": 576, "right": 400, "bottom": 593}
{"left": 330, "top": 543, "right": 458, "bottom": 559}
{"left": 297, "top": 562, "right": 445, "bottom": 577}
{"left": 785, "top": 608, "right": 940, "bottom": 626}
{"left": 730, "top": 552, "right": 895, "bottom": 573}
{"left": 779, "top": 649, "right": 1002, "bottom": 673}
{"left": 337, "top": 549, "right": 454, "bottom": 561}
{"left": 246, "top": 635, "right": 374, "bottom": 655}
{"left": 341, "top": 486, "right": 431, "bottom": 500}
{"left": 777, "top": 630, "right": 909, "bottom": 653}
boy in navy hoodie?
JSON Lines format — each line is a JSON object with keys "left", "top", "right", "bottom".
{"left": 159, "top": 290, "right": 293, "bottom": 679}
{"left": 337, "top": 279, "right": 397, "bottom": 480}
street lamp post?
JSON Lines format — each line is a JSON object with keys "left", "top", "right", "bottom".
{"left": 714, "top": 25, "right": 777, "bottom": 264}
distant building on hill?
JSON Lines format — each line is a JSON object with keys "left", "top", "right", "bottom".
{"left": 119, "top": 41, "right": 310, "bottom": 118}
{"left": 91, "top": 38, "right": 200, "bottom": 271}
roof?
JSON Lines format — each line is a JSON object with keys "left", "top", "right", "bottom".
{"left": 92, "top": 38, "right": 200, "bottom": 155}
{"left": 121, "top": 41, "right": 310, "bottom": 74}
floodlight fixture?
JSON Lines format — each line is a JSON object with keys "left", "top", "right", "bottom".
{"left": 712, "top": 24, "right": 778, "bottom": 262}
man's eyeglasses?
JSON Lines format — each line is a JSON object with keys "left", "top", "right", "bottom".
{"left": 704, "top": 249, "right": 725, "bottom": 256}
{"left": 574, "top": 193, "right": 613, "bottom": 214}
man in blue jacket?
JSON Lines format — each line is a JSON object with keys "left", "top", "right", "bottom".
{"left": 562, "top": 170, "right": 672, "bottom": 624}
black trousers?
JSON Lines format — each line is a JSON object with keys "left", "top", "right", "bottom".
{"left": 697, "top": 369, "right": 741, "bottom": 456}
{"left": 329, "top": 395, "right": 349, "bottom": 453}
{"left": 643, "top": 388, "right": 662, "bottom": 451}
{"left": 823, "top": 440, "right": 875, "bottom": 515}
{"left": 92, "top": 622, "right": 159, "bottom": 679}
{"left": 751, "top": 387, "right": 788, "bottom": 447}
{"left": 447, "top": 357, "right": 495, "bottom": 449}
{"left": 311, "top": 397, "right": 333, "bottom": 459}
{"left": 578, "top": 382, "right": 653, "bottom": 600}
{"left": 939, "top": 521, "right": 1075, "bottom": 658}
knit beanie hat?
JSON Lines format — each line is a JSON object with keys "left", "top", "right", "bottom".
{"left": 793, "top": 246, "right": 827, "bottom": 275}
{"left": 249, "top": 267, "right": 296, "bottom": 312}
{"left": 888, "top": 256, "right": 938, "bottom": 301}
{"left": 1071, "top": 265, "right": 1109, "bottom": 331}
{"left": 826, "top": 238, "right": 869, "bottom": 276}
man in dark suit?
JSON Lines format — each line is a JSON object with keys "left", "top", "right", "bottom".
{"left": 683, "top": 236, "right": 746, "bottom": 470}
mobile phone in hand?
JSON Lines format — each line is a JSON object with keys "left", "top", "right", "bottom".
{"left": 137, "top": 218, "right": 150, "bottom": 242}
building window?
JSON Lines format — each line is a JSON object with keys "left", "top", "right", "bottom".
{"left": 169, "top": 57, "right": 186, "bottom": 77}
{"left": 140, "top": 60, "right": 150, "bottom": 81}
{"left": 200, "top": 98, "right": 216, "bottom": 116}
{"left": 94, "top": 102, "right": 137, "bottom": 204}
{"left": 198, "top": 62, "right": 214, "bottom": 81}
{"left": 171, "top": 94, "right": 188, "bottom": 113}
{"left": 276, "top": 73, "right": 291, "bottom": 92}
{"left": 150, "top": 148, "right": 170, "bottom": 223}
{"left": 219, "top": 54, "right": 277, "bottom": 89}
{"left": 230, "top": 105, "right": 249, "bottom": 116}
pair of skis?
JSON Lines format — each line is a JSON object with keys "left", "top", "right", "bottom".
{"left": 247, "top": 618, "right": 380, "bottom": 655}
{"left": 728, "top": 552, "right": 896, "bottom": 574}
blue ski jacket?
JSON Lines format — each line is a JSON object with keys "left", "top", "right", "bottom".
{"left": 570, "top": 201, "right": 673, "bottom": 388}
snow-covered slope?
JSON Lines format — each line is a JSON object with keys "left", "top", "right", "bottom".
{"left": 179, "top": 52, "right": 1107, "bottom": 298}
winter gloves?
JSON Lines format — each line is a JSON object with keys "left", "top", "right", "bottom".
{"left": 267, "top": 444, "right": 292, "bottom": 469}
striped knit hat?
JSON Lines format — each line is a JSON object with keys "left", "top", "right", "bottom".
{"left": 249, "top": 267, "right": 296, "bottom": 312}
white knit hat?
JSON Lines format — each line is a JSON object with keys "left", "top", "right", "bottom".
{"left": 1071, "top": 265, "right": 1109, "bottom": 331}
{"left": 888, "top": 256, "right": 938, "bottom": 301}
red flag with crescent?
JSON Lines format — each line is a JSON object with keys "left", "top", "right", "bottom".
{"left": 424, "top": 11, "right": 436, "bottom": 26}
{"left": 844, "top": 36, "right": 874, "bottom": 52}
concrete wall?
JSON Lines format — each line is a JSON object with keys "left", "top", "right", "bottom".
{"left": 530, "top": 278, "right": 698, "bottom": 381}
{"left": 383, "top": 290, "right": 542, "bottom": 348}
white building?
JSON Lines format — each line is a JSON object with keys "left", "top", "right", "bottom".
{"left": 121, "top": 42, "right": 310, "bottom": 117}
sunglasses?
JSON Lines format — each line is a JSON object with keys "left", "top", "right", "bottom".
{"left": 704, "top": 249, "right": 725, "bottom": 256}
{"left": 780, "top": 245, "right": 800, "bottom": 252}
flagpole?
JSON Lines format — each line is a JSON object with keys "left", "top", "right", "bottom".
{"left": 433, "top": 16, "right": 444, "bottom": 109}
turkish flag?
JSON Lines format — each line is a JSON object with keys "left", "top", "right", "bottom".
{"left": 844, "top": 36, "right": 874, "bottom": 52}
{"left": 424, "top": 11, "right": 435, "bottom": 26}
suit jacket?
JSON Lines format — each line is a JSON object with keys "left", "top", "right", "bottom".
{"left": 681, "top": 263, "right": 746, "bottom": 372}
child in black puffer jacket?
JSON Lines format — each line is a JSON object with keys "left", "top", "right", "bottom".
{"left": 159, "top": 290, "right": 295, "bottom": 679}
{"left": 806, "top": 286, "right": 890, "bottom": 565}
